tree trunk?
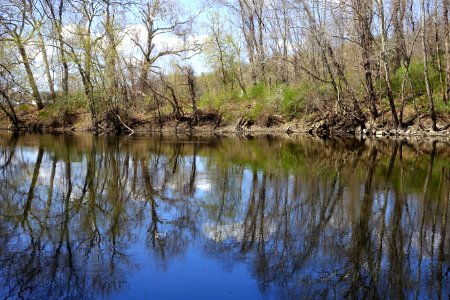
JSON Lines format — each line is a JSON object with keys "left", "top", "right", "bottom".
{"left": 49, "top": 0, "right": 69, "bottom": 96}
{"left": 422, "top": 0, "right": 438, "bottom": 131}
{"left": 0, "top": 90, "right": 21, "bottom": 129}
{"left": 37, "top": 30, "right": 56, "bottom": 100}
{"left": 354, "top": 0, "right": 378, "bottom": 119}
{"left": 256, "top": 3, "right": 266, "bottom": 84}
{"left": 434, "top": 0, "right": 446, "bottom": 104}
{"left": 57, "top": 27, "right": 69, "bottom": 96}
{"left": 104, "top": 1, "right": 120, "bottom": 114}
{"left": 377, "top": 0, "right": 400, "bottom": 127}
{"left": 239, "top": 0, "right": 257, "bottom": 85}
{"left": 443, "top": 0, "right": 450, "bottom": 104}
{"left": 186, "top": 66, "right": 199, "bottom": 125}
{"left": 17, "top": 40, "right": 44, "bottom": 110}
{"left": 392, "top": 0, "right": 407, "bottom": 70}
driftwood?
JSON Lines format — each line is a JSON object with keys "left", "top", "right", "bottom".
{"left": 116, "top": 114, "right": 134, "bottom": 135}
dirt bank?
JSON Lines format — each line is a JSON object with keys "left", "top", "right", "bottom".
{"left": 1, "top": 108, "right": 450, "bottom": 138}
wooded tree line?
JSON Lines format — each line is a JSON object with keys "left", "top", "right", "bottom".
{"left": 0, "top": 0, "right": 449, "bottom": 132}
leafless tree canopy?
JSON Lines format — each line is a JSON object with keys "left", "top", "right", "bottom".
{"left": 0, "top": 0, "right": 449, "bottom": 132}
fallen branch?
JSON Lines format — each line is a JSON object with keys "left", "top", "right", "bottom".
{"left": 117, "top": 114, "right": 134, "bottom": 135}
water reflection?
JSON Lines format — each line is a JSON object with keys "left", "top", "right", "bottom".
{"left": 0, "top": 133, "right": 449, "bottom": 299}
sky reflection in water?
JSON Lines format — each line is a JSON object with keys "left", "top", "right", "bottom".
{"left": 0, "top": 133, "right": 449, "bottom": 299}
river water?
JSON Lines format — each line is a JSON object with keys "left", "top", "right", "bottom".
{"left": 0, "top": 133, "right": 449, "bottom": 299}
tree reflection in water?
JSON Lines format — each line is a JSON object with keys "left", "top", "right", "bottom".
{"left": 0, "top": 133, "right": 449, "bottom": 299}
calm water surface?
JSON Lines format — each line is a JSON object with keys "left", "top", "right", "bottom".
{"left": 0, "top": 133, "right": 449, "bottom": 299}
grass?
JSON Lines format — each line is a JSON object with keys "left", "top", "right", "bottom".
{"left": 37, "top": 92, "right": 87, "bottom": 126}
{"left": 199, "top": 82, "right": 314, "bottom": 123}
{"left": 435, "top": 99, "right": 450, "bottom": 113}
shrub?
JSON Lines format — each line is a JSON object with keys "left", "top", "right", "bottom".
{"left": 280, "top": 84, "right": 311, "bottom": 119}
{"left": 247, "top": 82, "right": 268, "bottom": 100}
{"left": 391, "top": 61, "right": 441, "bottom": 96}
{"left": 38, "top": 92, "right": 87, "bottom": 126}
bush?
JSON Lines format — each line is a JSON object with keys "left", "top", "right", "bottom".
{"left": 435, "top": 100, "right": 450, "bottom": 113}
{"left": 38, "top": 92, "right": 87, "bottom": 126}
{"left": 17, "top": 104, "right": 34, "bottom": 112}
{"left": 199, "top": 81, "right": 334, "bottom": 122}
{"left": 247, "top": 82, "right": 269, "bottom": 100}
{"left": 280, "top": 84, "right": 313, "bottom": 119}
{"left": 199, "top": 89, "right": 238, "bottom": 110}
{"left": 391, "top": 61, "right": 441, "bottom": 96}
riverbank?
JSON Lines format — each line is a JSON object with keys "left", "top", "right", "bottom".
{"left": 1, "top": 106, "right": 450, "bottom": 138}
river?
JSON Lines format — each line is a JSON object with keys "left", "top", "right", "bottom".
{"left": 0, "top": 133, "right": 449, "bottom": 299}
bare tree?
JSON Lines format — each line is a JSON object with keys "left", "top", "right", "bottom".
{"left": 43, "top": 0, "right": 69, "bottom": 96}
{"left": 376, "top": 0, "right": 400, "bottom": 127}
{"left": 27, "top": 0, "right": 56, "bottom": 100}
{"left": 65, "top": 0, "right": 104, "bottom": 129}
{"left": 0, "top": 0, "right": 44, "bottom": 109}
{"left": 421, "top": 0, "right": 438, "bottom": 131}
{"left": 132, "top": 0, "right": 198, "bottom": 91}
{"left": 443, "top": 0, "right": 450, "bottom": 104}
{"left": 0, "top": 67, "right": 21, "bottom": 128}
{"left": 353, "top": 0, "right": 378, "bottom": 120}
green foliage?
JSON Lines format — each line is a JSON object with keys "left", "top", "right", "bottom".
{"left": 38, "top": 93, "right": 87, "bottom": 126}
{"left": 391, "top": 61, "right": 441, "bottom": 96}
{"left": 17, "top": 104, "right": 34, "bottom": 112}
{"left": 199, "top": 89, "right": 243, "bottom": 110}
{"left": 279, "top": 83, "right": 333, "bottom": 119}
{"left": 246, "top": 83, "right": 269, "bottom": 100}
{"left": 244, "top": 83, "right": 313, "bottom": 121}
{"left": 280, "top": 85, "right": 308, "bottom": 118}
{"left": 198, "top": 81, "right": 327, "bottom": 122}
{"left": 435, "top": 100, "right": 450, "bottom": 113}
{"left": 246, "top": 100, "right": 266, "bottom": 122}
{"left": 203, "top": 12, "right": 243, "bottom": 90}
{"left": 244, "top": 84, "right": 283, "bottom": 122}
